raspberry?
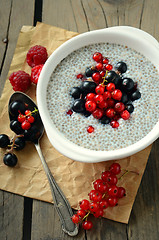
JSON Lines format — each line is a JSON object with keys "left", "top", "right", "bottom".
{"left": 9, "top": 70, "right": 31, "bottom": 92}
{"left": 31, "top": 64, "right": 44, "bottom": 84}
{"left": 26, "top": 45, "right": 48, "bottom": 67}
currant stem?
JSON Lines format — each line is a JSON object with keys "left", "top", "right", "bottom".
{"left": 119, "top": 169, "right": 139, "bottom": 180}
{"left": 82, "top": 211, "right": 90, "bottom": 222}
{"left": 7, "top": 134, "right": 24, "bottom": 152}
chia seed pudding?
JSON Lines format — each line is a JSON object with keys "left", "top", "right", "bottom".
{"left": 46, "top": 43, "right": 159, "bottom": 151}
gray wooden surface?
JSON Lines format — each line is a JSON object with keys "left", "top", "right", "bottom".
{"left": 0, "top": 0, "right": 159, "bottom": 239}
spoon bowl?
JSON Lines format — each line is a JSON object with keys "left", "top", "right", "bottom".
{"left": 8, "top": 91, "right": 78, "bottom": 236}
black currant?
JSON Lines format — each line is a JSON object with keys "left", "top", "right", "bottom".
{"left": 114, "top": 61, "right": 127, "bottom": 73}
{"left": 85, "top": 67, "right": 96, "bottom": 77}
{"left": 14, "top": 137, "right": 26, "bottom": 150}
{"left": 10, "top": 120, "right": 24, "bottom": 134}
{"left": 131, "top": 90, "right": 141, "bottom": 101}
{"left": 125, "top": 104, "right": 134, "bottom": 113}
{"left": 3, "top": 153, "right": 18, "bottom": 167}
{"left": 24, "top": 125, "right": 41, "bottom": 143}
{"left": 72, "top": 99, "right": 85, "bottom": 113}
{"left": 80, "top": 81, "right": 97, "bottom": 94}
{"left": 99, "top": 116, "right": 111, "bottom": 125}
{"left": 0, "top": 134, "right": 10, "bottom": 148}
{"left": 121, "top": 92, "right": 129, "bottom": 104}
{"left": 9, "top": 101, "right": 26, "bottom": 118}
{"left": 83, "top": 110, "right": 91, "bottom": 117}
{"left": 70, "top": 87, "right": 82, "bottom": 99}
{"left": 122, "top": 78, "right": 134, "bottom": 92}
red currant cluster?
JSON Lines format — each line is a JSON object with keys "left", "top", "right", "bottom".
{"left": 69, "top": 51, "right": 141, "bottom": 131}
{"left": 71, "top": 163, "right": 126, "bottom": 230}
{"left": 17, "top": 108, "right": 38, "bottom": 130}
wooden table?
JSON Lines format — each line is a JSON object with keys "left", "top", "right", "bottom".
{"left": 0, "top": 0, "right": 159, "bottom": 239}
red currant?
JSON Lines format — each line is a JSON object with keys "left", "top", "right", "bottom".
{"left": 92, "top": 72, "right": 102, "bottom": 83}
{"left": 85, "top": 101, "right": 96, "bottom": 112}
{"left": 18, "top": 114, "right": 26, "bottom": 123}
{"left": 93, "top": 179, "right": 103, "bottom": 190}
{"left": 97, "top": 181, "right": 108, "bottom": 193}
{"left": 108, "top": 197, "right": 118, "bottom": 207}
{"left": 82, "top": 220, "right": 93, "bottom": 230}
{"left": 106, "top": 108, "right": 116, "bottom": 118}
{"left": 91, "top": 191, "right": 102, "bottom": 202}
{"left": 107, "top": 174, "right": 118, "bottom": 185}
{"left": 110, "top": 120, "right": 119, "bottom": 128}
{"left": 94, "top": 94, "right": 104, "bottom": 104}
{"left": 25, "top": 110, "right": 31, "bottom": 116}
{"left": 105, "top": 64, "right": 113, "bottom": 71}
{"left": 108, "top": 185, "right": 118, "bottom": 197}
{"left": 114, "top": 102, "right": 125, "bottom": 112}
{"left": 98, "top": 101, "right": 108, "bottom": 110}
{"left": 27, "top": 115, "right": 35, "bottom": 123}
{"left": 79, "top": 199, "right": 90, "bottom": 210}
{"left": 96, "top": 62, "right": 103, "bottom": 71}
{"left": 93, "top": 52, "right": 103, "bottom": 62}
{"left": 101, "top": 171, "right": 111, "bottom": 182}
{"left": 111, "top": 89, "right": 122, "bottom": 101}
{"left": 89, "top": 202, "right": 99, "bottom": 212}
{"left": 86, "top": 93, "right": 95, "bottom": 102}
{"left": 120, "top": 110, "right": 130, "bottom": 120}
{"left": 107, "top": 98, "right": 115, "bottom": 108}
{"left": 76, "top": 73, "right": 84, "bottom": 79}
{"left": 92, "top": 108, "right": 103, "bottom": 119}
{"left": 93, "top": 208, "right": 104, "bottom": 218}
{"left": 89, "top": 190, "right": 97, "bottom": 200}
{"left": 87, "top": 126, "right": 95, "bottom": 133}
{"left": 72, "top": 214, "right": 80, "bottom": 224}
{"left": 106, "top": 83, "right": 115, "bottom": 92}
{"left": 21, "top": 120, "right": 31, "bottom": 130}
{"left": 99, "top": 199, "right": 109, "bottom": 209}
{"left": 109, "top": 163, "right": 121, "bottom": 175}
{"left": 67, "top": 109, "right": 73, "bottom": 116}
{"left": 77, "top": 209, "right": 86, "bottom": 218}
{"left": 95, "top": 85, "right": 105, "bottom": 95}
{"left": 103, "top": 58, "right": 109, "bottom": 64}
{"left": 117, "top": 187, "right": 126, "bottom": 198}
{"left": 103, "top": 91, "right": 111, "bottom": 101}
{"left": 100, "top": 71, "right": 106, "bottom": 78}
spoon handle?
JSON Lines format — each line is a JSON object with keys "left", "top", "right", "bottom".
{"left": 35, "top": 142, "right": 78, "bottom": 236}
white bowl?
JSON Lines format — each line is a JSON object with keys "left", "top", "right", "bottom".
{"left": 37, "top": 26, "right": 159, "bottom": 163}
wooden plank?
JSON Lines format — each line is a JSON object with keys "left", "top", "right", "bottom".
{"left": 31, "top": 199, "right": 86, "bottom": 240}
{"left": 0, "top": 191, "right": 24, "bottom": 240}
{"left": 0, "top": 0, "right": 35, "bottom": 96}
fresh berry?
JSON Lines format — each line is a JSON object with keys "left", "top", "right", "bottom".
{"left": 122, "top": 78, "right": 134, "bottom": 92}
{"left": 21, "top": 120, "right": 31, "bottom": 130}
{"left": 94, "top": 95, "right": 104, "bottom": 104}
{"left": 109, "top": 163, "right": 121, "bottom": 175}
{"left": 85, "top": 101, "right": 96, "bottom": 112}
{"left": 96, "top": 62, "right": 104, "bottom": 71}
{"left": 80, "top": 81, "right": 97, "bottom": 93}
{"left": 115, "top": 61, "right": 127, "bottom": 73}
{"left": 92, "top": 109, "right": 103, "bottom": 119}
{"left": 93, "top": 179, "right": 103, "bottom": 190}
{"left": 3, "top": 153, "right": 18, "bottom": 167}
{"left": 91, "top": 191, "right": 102, "bottom": 202}
{"left": 114, "top": 102, "right": 125, "bottom": 112}
{"left": 99, "top": 199, "right": 109, "bottom": 209}
{"left": 89, "top": 190, "right": 97, "bottom": 200}
{"left": 89, "top": 202, "right": 99, "bottom": 212}
{"left": 87, "top": 126, "right": 94, "bottom": 133}
{"left": 111, "top": 89, "right": 122, "bottom": 101}
{"left": 77, "top": 209, "right": 86, "bottom": 218}
{"left": 18, "top": 114, "right": 26, "bottom": 123}
{"left": 92, "top": 72, "right": 102, "bottom": 83}
{"left": 107, "top": 174, "right": 118, "bottom": 185}
{"left": 125, "top": 103, "right": 134, "bottom": 113}
{"left": 93, "top": 52, "right": 103, "bottom": 62}
{"left": 101, "top": 171, "right": 111, "bottom": 181}
{"left": 9, "top": 101, "right": 26, "bottom": 118}
{"left": 100, "top": 71, "right": 106, "bottom": 78}
{"left": 121, "top": 92, "right": 129, "bottom": 104}
{"left": 103, "top": 58, "right": 109, "bottom": 64}
{"left": 24, "top": 125, "right": 41, "bottom": 142}
{"left": 103, "top": 91, "right": 111, "bottom": 101}
{"left": 26, "top": 45, "right": 48, "bottom": 67}
{"left": 80, "top": 199, "right": 90, "bottom": 210}
{"left": 96, "top": 181, "right": 108, "bottom": 193}
{"left": 110, "top": 120, "right": 119, "bottom": 128}
{"left": 83, "top": 111, "right": 92, "bottom": 117}
{"left": 66, "top": 109, "right": 73, "bottom": 116}
{"left": 117, "top": 187, "right": 126, "bottom": 198}
{"left": 82, "top": 220, "right": 93, "bottom": 230}
{"left": 76, "top": 73, "right": 84, "bottom": 79}
{"left": 105, "top": 71, "right": 117, "bottom": 82}
{"left": 93, "top": 208, "right": 104, "bottom": 218}
{"left": 106, "top": 108, "right": 116, "bottom": 118}
{"left": 9, "top": 71, "right": 31, "bottom": 92}
{"left": 14, "top": 137, "right": 26, "bottom": 150}
{"left": 105, "top": 64, "right": 113, "bottom": 71}
{"left": 108, "top": 197, "right": 118, "bottom": 207}
{"left": 70, "top": 87, "right": 82, "bottom": 99}
{"left": 95, "top": 85, "right": 105, "bottom": 95}
{"left": 27, "top": 115, "right": 35, "bottom": 123}
{"left": 130, "top": 90, "right": 141, "bottom": 101}
{"left": 106, "top": 83, "right": 115, "bottom": 92}
{"left": 72, "top": 99, "right": 85, "bottom": 113}
{"left": 10, "top": 120, "right": 24, "bottom": 134}
{"left": 72, "top": 214, "right": 80, "bottom": 224}
{"left": 99, "top": 116, "right": 111, "bottom": 125}
{"left": 31, "top": 64, "right": 43, "bottom": 84}
{"left": 120, "top": 110, "right": 130, "bottom": 120}
{"left": 85, "top": 67, "right": 96, "bottom": 77}
{"left": 86, "top": 93, "right": 95, "bottom": 101}
{"left": 108, "top": 185, "right": 119, "bottom": 197}
{"left": 98, "top": 101, "right": 108, "bottom": 110}
{"left": 25, "top": 110, "right": 31, "bottom": 116}
{"left": 0, "top": 134, "right": 10, "bottom": 148}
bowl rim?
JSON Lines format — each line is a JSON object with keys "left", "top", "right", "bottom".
{"left": 37, "top": 26, "right": 159, "bottom": 163}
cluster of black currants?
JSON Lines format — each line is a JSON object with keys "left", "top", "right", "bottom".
{"left": 0, "top": 100, "right": 40, "bottom": 167}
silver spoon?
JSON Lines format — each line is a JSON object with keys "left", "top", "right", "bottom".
{"left": 8, "top": 91, "right": 78, "bottom": 237}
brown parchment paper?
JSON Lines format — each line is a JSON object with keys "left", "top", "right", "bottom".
{"left": 0, "top": 22, "right": 152, "bottom": 224}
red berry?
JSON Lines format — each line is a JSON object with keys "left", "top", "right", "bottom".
{"left": 93, "top": 52, "right": 103, "bottom": 62}
{"left": 107, "top": 99, "right": 115, "bottom": 108}
{"left": 87, "top": 126, "right": 94, "bottom": 133}
{"left": 95, "top": 85, "right": 105, "bottom": 95}
{"left": 67, "top": 109, "right": 73, "bottom": 116}
{"left": 111, "top": 89, "right": 122, "bottom": 101}
{"left": 93, "top": 179, "right": 103, "bottom": 190}
{"left": 27, "top": 115, "right": 35, "bottom": 123}
{"left": 106, "top": 108, "right": 116, "bottom": 118}
{"left": 79, "top": 199, "right": 90, "bottom": 210}
{"left": 96, "top": 62, "right": 104, "bottom": 71}
{"left": 103, "top": 58, "right": 109, "bottom": 64}
{"left": 114, "top": 102, "right": 125, "bottom": 112}
{"left": 77, "top": 209, "right": 86, "bottom": 218}
{"left": 110, "top": 120, "right": 119, "bottom": 128}
{"left": 99, "top": 199, "right": 109, "bottom": 209}
{"left": 21, "top": 120, "right": 31, "bottom": 130}
{"left": 25, "top": 110, "right": 31, "bottom": 116}
{"left": 91, "top": 191, "right": 102, "bottom": 202}
{"left": 101, "top": 171, "right": 111, "bottom": 182}
{"left": 18, "top": 114, "right": 26, "bottom": 123}
{"left": 9, "top": 70, "right": 31, "bottom": 92}
{"left": 107, "top": 174, "right": 118, "bottom": 185}
{"left": 82, "top": 220, "right": 93, "bottom": 230}
{"left": 94, "top": 94, "right": 104, "bottom": 104}
{"left": 85, "top": 101, "right": 96, "bottom": 112}
{"left": 86, "top": 93, "right": 95, "bottom": 102}
{"left": 89, "top": 190, "right": 97, "bottom": 200}
{"left": 105, "top": 64, "right": 113, "bottom": 71}
{"left": 108, "top": 197, "right": 118, "bottom": 207}
{"left": 103, "top": 91, "right": 111, "bottom": 101}
{"left": 76, "top": 73, "right": 84, "bottom": 79}
{"left": 106, "top": 83, "right": 115, "bottom": 92}
{"left": 100, "top": 71, "right": 106, "bottom": 78}
{"left": 109, "top": 163, "right": 121, "bottom": 175}
{"left": 92, "top": 72, "right": 102, "bottom": 83}
{"left": 31, "top": 64, "right": 44, "bottom": 84}
{"left": 26, "top": 45, "right": 48, "bottom": 67}
{"left": 92, "top": 108, "right": 103, "bottom": 119}
{"left": 98, "top": 101, "right": 108, "bottom": 110}
{"left": 89, "top": 202, "right": 99, "bottom": 212}
{"left": 97, "top": 181, "right": 108, "bottom": 193}
{"left": 93, "top": 208, "right": 104, "bottom": 218}
{"left": 72, "top": 214, "right": 80, "bottom": 224}
{"left": 121, "top": 110, "right": 130, "bottom": 120}
{"left": 117, "top": 187, "right": 126, "bottom": 198}
{"left": 108, "top": 185, "right": 119, "bottom": 197}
